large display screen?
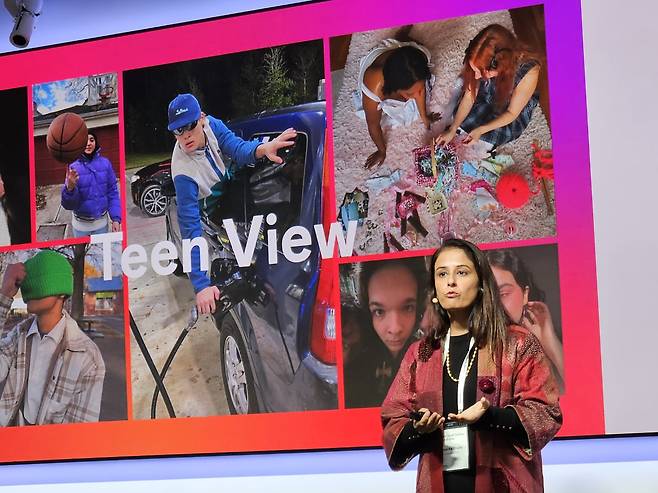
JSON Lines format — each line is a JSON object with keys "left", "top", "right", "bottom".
{"left": 0, "top": 0, "right": 608, "bottom": 463}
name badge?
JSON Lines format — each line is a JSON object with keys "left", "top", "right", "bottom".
{"left": 443, "top": 422, "right": 469, "bottom": 471}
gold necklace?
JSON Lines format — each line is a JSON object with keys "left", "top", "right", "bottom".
{"left": 445, "top": 344, "right": 478, "bottom": 383}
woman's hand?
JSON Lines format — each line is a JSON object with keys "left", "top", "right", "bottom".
{"left": 365, "top": 149, "right": 386, "bottom": 169}
{"left": 66, "top": 165, "right": 79, "bottom": 192}
{"left": 412, "top": 407, "right": 445, "bottom": 434}
{"left": 522, "top": 301, "right": 555, "bottom": 341}
{"left": 422, "top": 111, "right": 442, "bottom": 130}
{"left": 447, "top": 397, "right": 490, "bottom": 424}
{"left": 522, "top": 301, "right": 565, "bottom": 385}
{"left": 435, "top": 127, "right": 457, "bottom": 146}
{"left": 256, "top": 128, "right": 297, "bottom": 163}
{"left": 111, "top": 221, "right": 121, "bottom": 233}
{"left": 463, "top": 127, "right": 485, "bottom": 146}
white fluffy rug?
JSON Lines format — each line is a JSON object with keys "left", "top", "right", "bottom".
{"left": 332, "top": 10, "right": 555, "bottom": 255}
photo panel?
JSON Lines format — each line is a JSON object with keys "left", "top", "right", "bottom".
{"left": 0, "top": 87, "right": 31, "bottom": 247}
{"left": 0, "top": 243, "right": 127, "bottom": 426}
{"left": 122, "top": 40, "right": 335, "bottom": 419}
{"left": 33, "top": 73, "right": 122, "bottom": 242}
{"left": 331, "top": 6, "right": 555, "bottom": 256}
{"left": 339, "top": 243, "right": 562, "bottom": 408}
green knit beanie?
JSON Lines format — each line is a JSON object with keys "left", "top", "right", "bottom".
{"left": 21, "top": 250, "right": 73, "bottom": 301}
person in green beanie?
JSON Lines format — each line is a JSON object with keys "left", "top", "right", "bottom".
{"left": 0, "top": 250, "right": 105, "bottom": 426}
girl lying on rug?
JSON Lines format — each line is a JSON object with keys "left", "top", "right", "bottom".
{"left": 356, "top": 33, "right": 440, "bottom": 168}
{"left": 437, "top": 24, "right": 542, "bottom": 149}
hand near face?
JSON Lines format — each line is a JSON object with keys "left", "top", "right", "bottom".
{"left": 447, "top": 397, "right": 490, "bottom": 424}
{"left": 1, "top": 263, "right": 26, "bottom": 298}
{"left": 412, "top": 407, "right": 445, "bottom": 434}
{"left": 522, "top": 301, "right": 555, "bottom": 340}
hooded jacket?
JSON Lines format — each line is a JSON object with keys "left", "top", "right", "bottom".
{"left": 61, "top": 148, "right": 121, "bottom": 223}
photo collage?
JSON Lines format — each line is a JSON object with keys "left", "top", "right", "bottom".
{"left": 0, "top": 3, "right": 566, "bottom": 446}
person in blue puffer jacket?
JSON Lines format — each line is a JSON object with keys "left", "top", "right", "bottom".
{"left": 61, "top": 132, "right": 122, "bottom": 237}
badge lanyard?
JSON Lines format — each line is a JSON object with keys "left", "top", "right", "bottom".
{"left": 444, "top": 331, "right": 475, "bottom": 413}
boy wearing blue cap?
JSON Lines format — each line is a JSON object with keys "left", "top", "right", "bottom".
{"left": 167, "top": 93, "right": 296, "bottom": 315}
{"left": 0, "top": 250, "right": 105, "bottom": 426}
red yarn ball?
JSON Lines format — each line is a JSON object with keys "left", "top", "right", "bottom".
{"left": 496, "top": 172, "right": 530, "bottom": 209}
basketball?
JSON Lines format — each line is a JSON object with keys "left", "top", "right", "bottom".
{"left": 46, "top": 113, "right": 88, "bottom": 163}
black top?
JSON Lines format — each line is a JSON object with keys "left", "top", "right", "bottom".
{"left": 442, "top": 333, "right": 477, "bottom": 492}
{"left": 345, "top": 339, "right": 411, "bottom": 408}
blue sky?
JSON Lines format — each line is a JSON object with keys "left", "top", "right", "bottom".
{"left": 0, "top": 0, "right": 303, "bottom": 54}
{"left": 33, "top": 77, "right": 86, "bottom": 114}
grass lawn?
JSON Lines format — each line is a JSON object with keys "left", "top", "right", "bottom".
{"left": 126, "top": 152, "right": 171, "bottom": 170}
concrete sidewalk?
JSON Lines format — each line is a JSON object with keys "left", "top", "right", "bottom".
{"left": 35, "top": 182, "right": 123, "bottom": 241}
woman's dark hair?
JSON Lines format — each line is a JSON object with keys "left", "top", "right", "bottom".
{"left": 486, "top": 249, "right": 545, "bottom": 302}
{"left": 428, "top": 238, "right": 509, "bottom": 358}
{"left": 382, "top": 46, "right": 431, "bottom": 95}
{"left": 358, "top": 256, "right": 428, "bottom": 347}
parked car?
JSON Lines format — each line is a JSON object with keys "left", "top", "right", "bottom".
{"left": 130, "top": 160, "right": 172, "bottom": 217}
{"left": 165, "top": 101, "right": 338, "bottom": 414}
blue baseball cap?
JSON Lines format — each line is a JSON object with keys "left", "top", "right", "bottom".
{"left": 167, "top": 93, "right": 201, "bottom": 132}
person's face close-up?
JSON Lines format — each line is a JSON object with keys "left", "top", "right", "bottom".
{"left": 85, "top": 134, "right": 96, "bottom": 154}
{"left": 175, "top": 116, "right": 205, "bottom": 154}
{"left": 399, "top": 79, "right": 425, "bottom": 100}
{"left": 491, "top": 266, "right": 528, "bottom": 323}
{"left": 27, "top": 295, "right": 62, "bottom": 316}
{"left": 368, "top": 265, "right": 418, "bottom": 357}
{"left": 433, "top": 247, "right": 480, "bottom": 312}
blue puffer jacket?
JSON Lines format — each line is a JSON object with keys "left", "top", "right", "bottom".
{"left": 61, "top": 148, "right": 121, "bottom": 222}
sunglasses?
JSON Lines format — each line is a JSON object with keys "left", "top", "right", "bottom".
{"left": 172, "top": 119, "right": 199, "bottom": 136}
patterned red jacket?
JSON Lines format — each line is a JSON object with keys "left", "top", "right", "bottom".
{"left": 381, "top": 325, "right": 562, "bottom": 492}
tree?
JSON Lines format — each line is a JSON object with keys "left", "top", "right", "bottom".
{"left": 231, "top": 52, "right": 262, "bottom": 117}
{"left": 258, "top": 48, "right": 296, "bottom": 111}
{"left": 54, "top": 244, "right": 89, "bottom": 320}
{"left": 291, "top": 46, "right": 322, "bottom": 102}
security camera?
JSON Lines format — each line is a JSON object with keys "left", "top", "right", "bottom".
{"left": 4, "top": 0, "right": 43, "bottom": 48}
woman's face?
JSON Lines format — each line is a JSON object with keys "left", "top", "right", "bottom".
{"left": 367, "top": 265, "right": 418, "bottom": 357}
{"left": 85, "top": 134, "right": 96, "bottom": 154}
{"left": 433, "top": 247, "right": 480, "bottom": 312}
{"left": 491, "top": 266, "right": 528, "bottom": 323}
